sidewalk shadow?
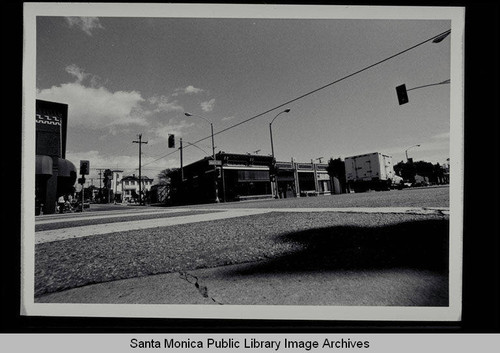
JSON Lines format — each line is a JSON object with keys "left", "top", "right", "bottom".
{"left": 233, "top": 219, "right": 449, "bottom": 275}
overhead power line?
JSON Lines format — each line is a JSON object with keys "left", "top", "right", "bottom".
{"left": 141, "top": 28, "right": 451, "bottom": 169}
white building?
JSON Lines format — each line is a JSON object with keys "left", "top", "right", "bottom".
{"left": 121, "top": 174, "right": 154, "bottom": 203}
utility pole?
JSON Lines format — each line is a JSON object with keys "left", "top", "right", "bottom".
{"left": 133, "top": 134, "right": 148, "bottom": 205}
{"left": 180, "top": 138, "right": 184, "bottom": 182}
{"left": 96, "top": 168, "right": 105, "bottom": 203}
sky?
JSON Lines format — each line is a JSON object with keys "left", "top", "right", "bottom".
{"left": 34, "top": 5, "right": 453, "bottom": 184}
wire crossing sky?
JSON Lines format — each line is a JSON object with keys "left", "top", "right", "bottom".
{"left": 140, "top": 28, "right": 452, "bottom": 171}
{"left": 34, "top": 7, "right": 454, "bottom": 182}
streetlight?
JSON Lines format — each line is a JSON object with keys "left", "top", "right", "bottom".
{"left": 269, "top": 109, "right": 291, "bottom": 159}
{"left": 405, "top": 144, "right": 421, "bottom": 162}
{"left": 269, "top": 108, "right": 291, "bottom": 198}
{"left": 184, "top": 112, "right": 219, "bottom": 203}
{"left": 432, "top": 29, "right": 451, "bottom": 43}
{"left": 396, "top": 29, "right": 451, "bottom": 105}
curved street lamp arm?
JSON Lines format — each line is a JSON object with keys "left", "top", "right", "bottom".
{"left": 407, "top": 79, "right": 450, "bottom": 92}
{"left": 270, "top": 109, "right": 291, "bottom": 126}
{"left": 184, "top": 112, "right": 213, "bottom": 125}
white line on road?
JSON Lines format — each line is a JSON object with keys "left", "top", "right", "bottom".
{"left": 35, "top": 208, "right": 198, "bottom": 225}
{"left": 34, "top": 207, "right": 448, "bottom": 245}
{"left": 35, "top": 209, "right": 270, "bottom": 244}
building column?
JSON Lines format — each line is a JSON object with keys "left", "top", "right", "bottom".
{"left": 292, "top": 158, "right": 300, "bottom": 197}
{"left": 312, "top": 160, "right": 319, "bottom": 195}
{"left": 43, "top": 157, "right": 59, "bottom": 214}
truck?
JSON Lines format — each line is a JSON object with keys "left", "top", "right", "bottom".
{"left": 344, "top": 152, "right": 395, "bottom": 192}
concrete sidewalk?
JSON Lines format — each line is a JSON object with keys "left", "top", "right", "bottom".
{"left": 35, "top": 260, "right": 448, "bottom": 307}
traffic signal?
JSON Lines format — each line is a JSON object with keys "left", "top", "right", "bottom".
{"left": 80, "top": 160, "right": 90, "bottom": 175}
{"left": 168, "top": 134, "right": 175, "bottom": 148}
{"left": 396, "top": 84, "right": 409, "bottom": 105}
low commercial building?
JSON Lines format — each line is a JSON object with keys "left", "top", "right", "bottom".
{"left": 170, "top": 152, "right": 274, "bottom": 205}
{"left": 275, "top": 160, "right": 332, "bottom": 197}
{"left": 168, "top": 152, "right": 333, "bottom": 205}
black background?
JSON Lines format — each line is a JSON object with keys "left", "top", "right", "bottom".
{"left": 2, "top": 1, "right": 499, "bottom": 334}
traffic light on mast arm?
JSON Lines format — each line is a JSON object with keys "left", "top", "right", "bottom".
{"left": 168, "top": 134, "right": 175, "bottom": 148}
{"left": 396, "top": 84, "right": 409, "bottom": 105}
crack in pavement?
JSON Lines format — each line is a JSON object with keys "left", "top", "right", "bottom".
{"left": 179, "top": 272, "right": 223, "bottom": 305}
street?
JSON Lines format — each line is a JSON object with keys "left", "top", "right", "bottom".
{"left": 34, "top": 187, "right": 450, "bottom": 306}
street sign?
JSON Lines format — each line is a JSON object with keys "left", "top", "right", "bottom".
{"left": 78, "top": 177, "right": 86, "bottom": 184}
{"left": 208, "top": 160, "right": 222, "bottom": 166}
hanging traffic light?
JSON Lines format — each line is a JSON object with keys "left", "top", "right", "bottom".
{"left": 168, "top": 134, "right": 175, "bottom": 148}
{"left": 80, "top": 160, "right": 89, "bottom": 175}
{"left": 396, "top": 84, "right": 409, "bottom": 105}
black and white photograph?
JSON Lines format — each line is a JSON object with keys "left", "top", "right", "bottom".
{"left": 21, "top": 3, "right": 465, "bottom": 322}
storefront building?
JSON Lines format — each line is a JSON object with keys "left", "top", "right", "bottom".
{"left": 276, "top": 160, "right": 332, "bottom": 198}
{"left": 169, "top": 152, "right": 332, "bottom": 205}
{"left": 170, "top": 152, "right": 274, "bottom": 205}
{"left": 35, "top": 100, "right": 77, "bottom": 215}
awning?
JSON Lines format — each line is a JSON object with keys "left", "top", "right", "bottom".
{"left": 36, "top": 155, "right": 53, "bottom": 175}
{"left": 223, "top": 165, "right": 270, "bottom": 171}
{"left": 57, "top": 158, "right": 77, "bottom": 178}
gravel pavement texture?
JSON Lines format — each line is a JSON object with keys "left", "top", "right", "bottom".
{"left": 35, "top": 211, "right": 448, "bottom": 297}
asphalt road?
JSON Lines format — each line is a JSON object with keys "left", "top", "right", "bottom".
{"left": 34, "top": 187, "right": 450, "bottom": 307}
{"left": 186, "top": 185, "right": 450, "bottom": 209}
{"left": 76, "top": 185, "right": 449, "bottom": 213}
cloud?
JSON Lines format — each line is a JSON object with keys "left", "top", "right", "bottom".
{"left": 173, "top": 85, "right": 204, "bottom": 96}
{"left": 221, "top": 116, "right": 235, "bottom": 122}
{"left": 65, "top": 17, "right": 104, "bottom": 36}
{"left": 149, "top": 119, "right": 195, "bottom": 144}
{"left": 64, "top": 64, "right": 104, "bottom": 87}
{"left": 37, "top": 65, "right": 216, "bottom": 134}
{"left": 201, "top": 98, "right": 216, "bottom": 112}
{"left": 148, "top": 95, "right": 184, "bottom": 113}
{"left": 65, "top": 64, "right": 88, "bottom": 83}
{"left": 37, "top": 81, "right": 148, "bottom": 129}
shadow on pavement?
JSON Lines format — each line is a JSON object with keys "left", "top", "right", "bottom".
{"left": 233, "top": 219, "right": 449, "bottom": 275}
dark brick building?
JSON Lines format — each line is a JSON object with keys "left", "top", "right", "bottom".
{"left": 35, "top": 100, "right": 77, "bottom": 214}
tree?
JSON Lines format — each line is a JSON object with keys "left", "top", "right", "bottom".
{"left": 394, "top": 160, "right": 448, "bottom": 185}
{"left": 157, "top": 168, "right": 179, "bottom": 204}
{"left": 414, "top": 161, "right": 434, "bottom": 179}
{"left": 102, "top": 169, "right": 113, "bottom": 203}
{"left": 157, "top": 168, "right": 177, "bottom": 185}
{"left": 394, "top": 161, "right": 416, "bottom": 182}
{"left": 327, "top": 157, "right": 347, "bottom": 193}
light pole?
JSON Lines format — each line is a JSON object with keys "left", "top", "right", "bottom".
{"left": 184, "top": 112, "right": 219, "bottom": 203}
{"left": 269, "top": 109, "right": 291, "bottom": 159}
{"left": 269, "top": 108, "right": 291, "bottom": 198}
{"left": 405, "top": 144, "right": 420, "bottom": 162}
